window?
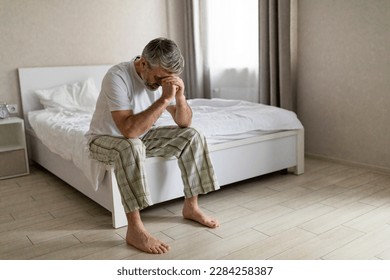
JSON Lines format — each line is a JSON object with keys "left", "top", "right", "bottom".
{"left": 203, "top": 0, "right": 259, "bottom": 102}
{"left": 206, "top": 0, "right": 258, "bottom": 69}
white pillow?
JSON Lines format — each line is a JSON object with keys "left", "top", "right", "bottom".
{"left": 34, "top": 78, "right": 99, "bottom": 112}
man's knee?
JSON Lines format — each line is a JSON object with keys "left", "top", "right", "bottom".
{"left": 116, "top": 138, "right": 143, "bottom": 150}
{"left": 116, "top": 138, "right": 146, "bottom": 159}
{"left": 181, "top": 127, "right": 205, "bottom": 141}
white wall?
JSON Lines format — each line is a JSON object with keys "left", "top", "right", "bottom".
{"left": 0, "top": 0, "right": 171, "bottom": 113}
{"left": 297, "top": 0, "right": 390, "bottom": 171}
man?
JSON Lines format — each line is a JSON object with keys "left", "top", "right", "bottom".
{"left": 86, "top": 38, "right": 219, "bottom": 254}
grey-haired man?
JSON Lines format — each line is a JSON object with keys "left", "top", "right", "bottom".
{"left": 86, "top": 38, "right": 219, "bottom": 254}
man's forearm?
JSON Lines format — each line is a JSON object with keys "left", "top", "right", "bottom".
{"left": 123, "top": 98, "right": 170, "bottom": 138}
{"left": 174, "top": 97, "right": 192, "bottom": 127}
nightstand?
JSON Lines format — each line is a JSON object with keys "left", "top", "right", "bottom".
{"left": 0, "top": 117, "right": 30, "bottom": 179}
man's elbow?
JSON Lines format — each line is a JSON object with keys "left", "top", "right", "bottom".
{"left": 177, "top": 119, "right": 192, "bottom": 128}
{"left": 120, "top": 125, "right": 142, "bottom": 139}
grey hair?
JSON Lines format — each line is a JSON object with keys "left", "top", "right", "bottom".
{"left": 142, "top": 37, "right": 184, "bottom": 74}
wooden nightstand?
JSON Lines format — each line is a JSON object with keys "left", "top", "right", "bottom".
{"left": 0, "top": 117, "right": 29, "bottom": 179}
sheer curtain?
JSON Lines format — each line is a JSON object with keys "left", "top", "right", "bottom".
{"left": 183, "top": 0, "right": 296, "bottom": 110}
{"left": 203, "top": 0, "right": 259, "bottom": 103}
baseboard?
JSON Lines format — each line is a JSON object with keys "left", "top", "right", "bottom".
{"left": 305, "top": 153, "right": 390, "bottom": 175}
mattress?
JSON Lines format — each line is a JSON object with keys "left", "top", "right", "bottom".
{"left": 28, "top": 98, "right": 303, "bottom": 190}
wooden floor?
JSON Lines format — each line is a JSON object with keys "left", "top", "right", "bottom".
{"left": 1, "top": 157, "right": 390, "bottom": 260}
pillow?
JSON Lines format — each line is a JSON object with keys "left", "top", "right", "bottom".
{"left": 34, "top": 78, "right": 99, "bottom": 112}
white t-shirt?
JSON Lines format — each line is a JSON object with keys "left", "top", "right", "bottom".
{"left": 86, "top": 57, "right": 163, "bottom": 142}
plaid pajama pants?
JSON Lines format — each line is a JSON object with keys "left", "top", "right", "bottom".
{"left": 88, "top": 126, "right": 219, "bottom": 213}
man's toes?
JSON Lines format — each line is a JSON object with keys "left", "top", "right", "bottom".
{"left": 209, "top": 221, "right": 218, "bottom": 228}
{"left": 152, "top": 243, "right": 169, "bottom": 254}
{"left": 162, "top": 243, "right": 170, "bottom": 251}
{"left": 150, "top": 246, "right": 161, "bottom": 254}
{"left": 160, "top": 245, "right": 169, "bottom": 253}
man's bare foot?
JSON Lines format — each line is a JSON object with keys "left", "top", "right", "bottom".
{"left": 126, "top": 211, "right": 170, "bottom": 254}
{"left": 182, "top": 196, "right": 220, "bottom": 228}
{"left": 126, "top": 226, "right": 169, "bottom": 254}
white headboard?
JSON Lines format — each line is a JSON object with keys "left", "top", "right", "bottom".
{"left": 18, "top": 65, "right": 112, "bottom": 127}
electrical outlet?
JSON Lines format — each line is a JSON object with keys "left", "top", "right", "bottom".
{"left": 7, "top": 104, "right": 18, "bottom": 114}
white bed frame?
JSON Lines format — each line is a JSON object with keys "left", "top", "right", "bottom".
{"left": 18, "top": 65, "right": 304, "bottom": 228}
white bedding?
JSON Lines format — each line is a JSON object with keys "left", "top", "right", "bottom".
{"left": 28, "top": 109, "right": 106, "bottom": 189}
{"left": 28, "top": 98, "right": 303, "bottom": 190}
{"left": 156, "top": 99, "right": 303, "bottom": 136}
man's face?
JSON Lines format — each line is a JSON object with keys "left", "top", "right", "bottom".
{"left": 141, "top": 64, "right": 172, "bottom": 91}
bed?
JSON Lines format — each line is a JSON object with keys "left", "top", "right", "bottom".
{"left": 18, "top": 65, "right": 304, "bottom": 228}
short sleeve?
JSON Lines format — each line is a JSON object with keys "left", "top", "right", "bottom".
{"left": 102, "top": 72, "right": 134, "bottom": 111}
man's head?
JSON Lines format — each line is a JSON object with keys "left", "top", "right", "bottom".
{"left": 142, "top": 37, "right": 184, "bottom": 75}
{"left": 136, "top": 38, "right": 184, "bottom": 91}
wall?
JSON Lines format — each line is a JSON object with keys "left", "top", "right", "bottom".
{"left": 297, "top": 0, "right": 390, "bottom": 171}
{"left": 0, "top": 0, "right": 173, "bottom": 114}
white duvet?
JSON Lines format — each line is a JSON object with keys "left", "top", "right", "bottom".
{"left": 156, "top": 99, "right": 303, "bottom": 135}
{"left": 28, "top": 98, "right": 303, "bottom": 190}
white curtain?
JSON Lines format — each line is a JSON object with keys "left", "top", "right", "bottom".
{"left": 203, "top": 0, "right": 259, "bottom": 102}
{"left": 183, "top": 0, "right": 296, "bottom": 109}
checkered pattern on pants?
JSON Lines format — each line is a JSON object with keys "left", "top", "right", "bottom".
{"left": 88, "top": 126, "right": 219, "bottom": 213}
